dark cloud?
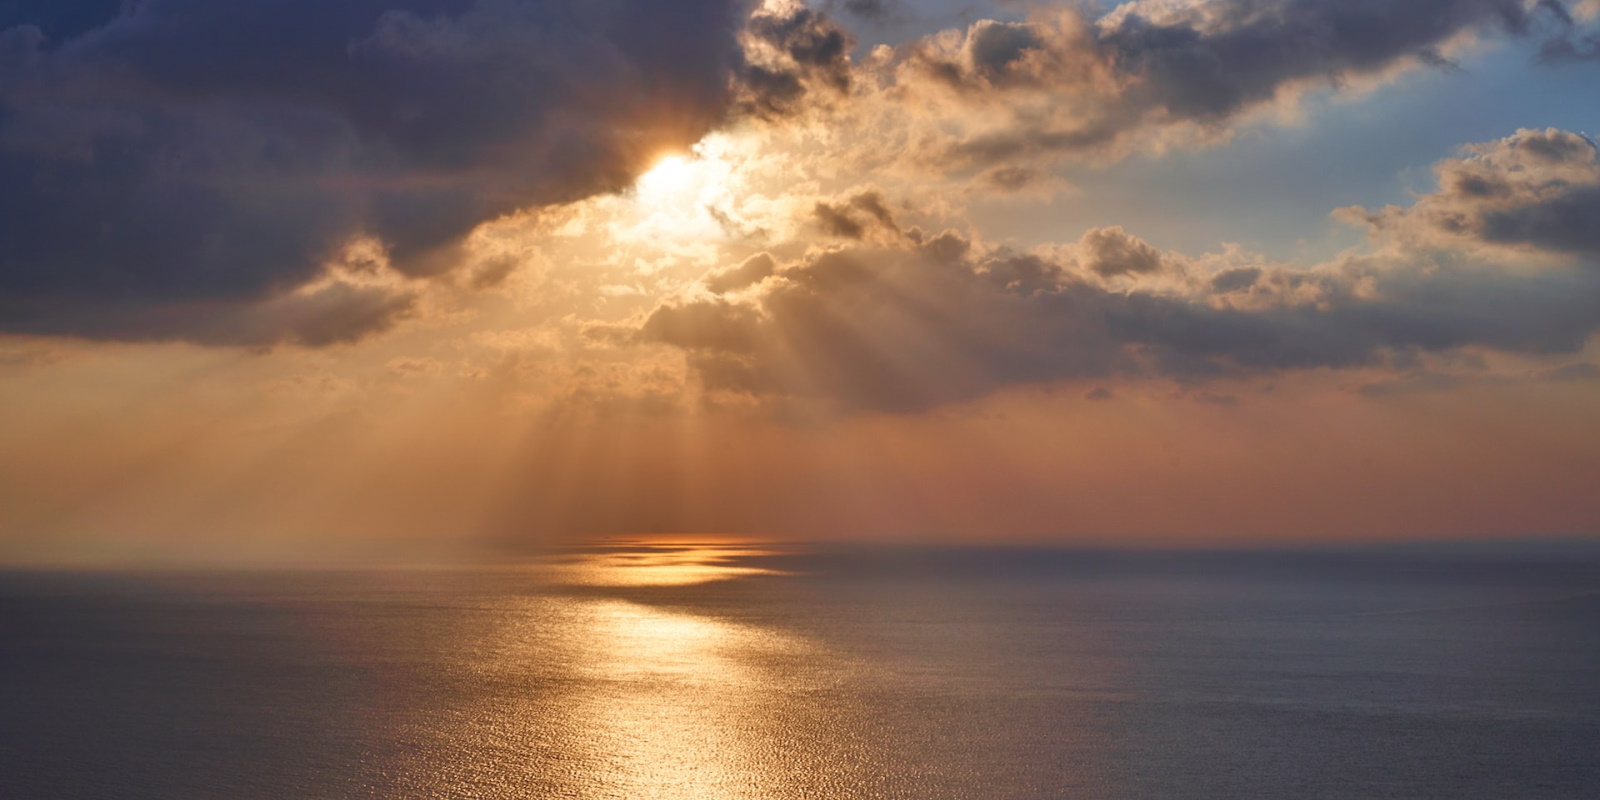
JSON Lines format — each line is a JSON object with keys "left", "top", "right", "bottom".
{"left": 635, "top": 130, "right": 1600, "bottom": 412}
{"left": 705, "top": 252, "right": 777, "bottom": 294}
{"left": 1079, "top": 226, "right": 1165, "bottom": 277}
{"left": 1210, "top": 267, "right": 1262, "bottom": 293}
{"left": 813, "top": 190, "right": 899, "bottom": 240}
{"left": 735, "top": 3, "right": 855, "bottom": 118}
{"left": 637, "top": 297, "right": 766, "bottom": 355}
{"left": 641, "top": 238, "right": 1600, "bottom": 412}
{"left": 841, "top": 0, "right": 892, "bottom": 23}
{"left": 1098, "top": 0, "right": 1532, "bottom": 118}
{"left": 1350, "top": 129, "right": 1600, "bottom": 258}
{"left": 905, "top": 0, "right": 1561, "bottom": 165}
{"left": 1482, "top": 187, "right": 1600, "bottom": 254}
{"left": 0, "top": 279, "right": 418, "bottom": 347}
{"left": 976, "top": 165, "right": 1045, "bottom": 192}
{"left": 0, "top": 0, "right": 748, "bottom": 344}
{"left": 814, "top": 203, "right": 868, "bottom": 239}
{"left": 1537, "top": 0, "right": 1600, "bottom": 60}
{"left": 1539, "top": 30, "right": 1600, "bottom": 59}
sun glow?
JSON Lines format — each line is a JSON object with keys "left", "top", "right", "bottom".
{"left": 614, "top": 137, "right": 755, "bottom": 244}
{"left": 637, "top": 154, "right": 697, "bottom": 197}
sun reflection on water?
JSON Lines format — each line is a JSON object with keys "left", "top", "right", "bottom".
{"left": 550, "top": 538, "right": 791, "bottom": 587}
{"left": 480, "top": 540, "right": 827, "bottom": 798}
{"left": 554, "top": 598, "right": 813, "bottom": 798}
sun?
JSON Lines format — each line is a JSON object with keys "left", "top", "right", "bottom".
{"left": 636, "top": 154, "right": 697, "bottom": 198}
{"left": 615, "top": 136, "right": 750, "bottom": 241}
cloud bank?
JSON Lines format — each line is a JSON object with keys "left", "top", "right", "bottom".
{"left": 0, "top": 0, "right": 749, "bottom": 344}
{"left": 638, "top": 129, "right": 1600, "bottom": 412}
{"left": 880, "top": 0, "right": 1584, "bottom": 170}
{"left": 2, "top": 0, "right": 1593, "bottom": 350}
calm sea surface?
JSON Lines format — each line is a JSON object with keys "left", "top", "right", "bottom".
{"left": 3, "top": 543, "right": 1598, "bottom": 799}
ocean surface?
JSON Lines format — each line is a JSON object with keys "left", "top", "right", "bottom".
{"left": 3, "top": 542, "right": 1598, "bottom": 799}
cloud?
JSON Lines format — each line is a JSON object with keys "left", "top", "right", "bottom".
{"left": 734, "top": 1, "right": 856, "bottom": 118}
{"left": 0, "top": 276, "right": 419, "bottom": 347}
{"left": 0, "top": 0, "right": 749, "bottom": 344}
{"left": 388, "top": 356, "right": 444, "bottom": 377}
{"left": 1538, "top": 0, "right": 1600, "bottom": 59}
{"left": 973, "top": 164, "right": 1055, "bottom": 194}
{"left": 1341, "top": 128, "right": 1600, "bottom": 258}
{"left": 637, "top": 298, "right": 767, "bottom": 354}
{"left": 839, "top": 0, "right": 893, "bottom": 23}
{"left": 1078, "top": 226, "right": 1167, "bottom": 277}
{"left": 705, "top": 253, "right": 778, "bottom": 294}
{"left": 885, "top": 0, "right": 1562, "bottom": 170}
{"left": 812, "top": 190, "right": 901, "bottom": 240}
{"left": 632, "top": 129, "right": 1600, "bottom": 412}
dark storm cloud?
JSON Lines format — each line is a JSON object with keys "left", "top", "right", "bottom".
{"left": 635, "top": 129, "right": 1600, "bottom": 412}
{"left": 0, "top": 0, "right": 748, "bottom": 344}
{"left": 907, "top": 0, "right": 1571, "bottom": 164}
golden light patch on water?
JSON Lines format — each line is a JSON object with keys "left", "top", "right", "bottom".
{"left": 532, "top": 597, "right": 818, "bottom": 799}
{"left": 550, "top": 539, "right": 791, "bottom": 587}
{"left": 408, "top": 542, "right": 850, "bottom": 798}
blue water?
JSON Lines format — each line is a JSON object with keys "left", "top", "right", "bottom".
{"left": 2, "top": 544, "right": 1598, "bottom": 799}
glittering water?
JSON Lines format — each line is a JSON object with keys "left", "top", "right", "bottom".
{"left": 3, "top": 543, "right": 1599, "bottom": 799}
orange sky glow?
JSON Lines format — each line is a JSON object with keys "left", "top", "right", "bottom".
{"left": 2, "top": 0, "right": 1599, "bottom": 563}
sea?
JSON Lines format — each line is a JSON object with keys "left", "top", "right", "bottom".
{"left": 2, "top": 541, "right": 1598, "bottom": 799}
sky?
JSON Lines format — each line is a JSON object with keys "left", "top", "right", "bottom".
{"left": 1, "top": 0, "right": 1599, "bottom": 563}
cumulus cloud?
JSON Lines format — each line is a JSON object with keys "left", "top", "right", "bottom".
{"left": 735, "top": 1, "right": 856, "bottom": 118}
{"left": 705, "top": 253, "right": 779, "bottom": 295}
{"left": 632, "top": 129, "right": 1600, "bottom": 412}
{"left": 1078, "top": 226, "right": 1167, "bottom": 277}
{"left": 0, "top": 0, "right": 749, "bottom": 344}
{"left": 1342, "top": 128, "right": 1600, "bottom": 258}
{"left": 883, "top": 0, "right": 1568, "bottom": 170}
